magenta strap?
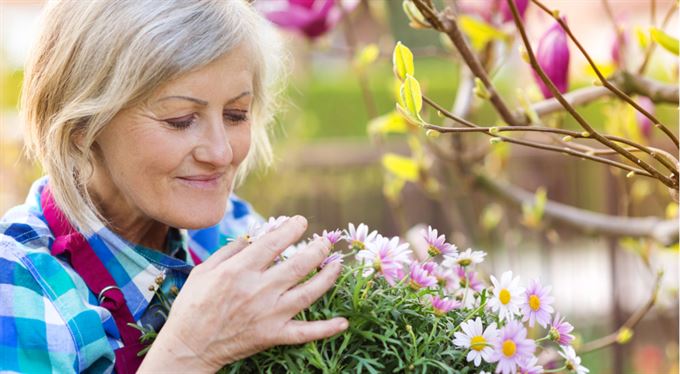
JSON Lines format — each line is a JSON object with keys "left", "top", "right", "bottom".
{"left": 41, "top": 186, "right": 145, "bottom": 373}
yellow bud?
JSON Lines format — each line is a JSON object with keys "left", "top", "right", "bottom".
{"left": 437, "top": 110, "right": 444, "bottom": 118}
{"left": 488, "top": 127, "right": 500, "bottom": 135}
{"left": 518, "top": 46, "right": 530, "bottom": 63}
{"left": 551, "top": 10, "right": 560, "bottom": 18}
{"left": 425, "top": 129, "right": 440, "bottom": 138}
{"left": 593, "top": 79, "right": 603, "bottom": 86}
{"left": 581, "top": 131, "right": 591, "bottom": 137}
{"left": 626, "top": 171, "right": 635, "bottom": 178}
{"left": 562, "top": 135, "right": 573, "bottom": 142}
{"left": 489, "top": 137, "right": 503, "bottom": 145}
{"left": 616, "top": 327, "right": 634, "bottom": 344}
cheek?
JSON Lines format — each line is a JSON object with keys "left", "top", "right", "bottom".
{"left": 229, "top": 125, "right": 252, "bottom": 165}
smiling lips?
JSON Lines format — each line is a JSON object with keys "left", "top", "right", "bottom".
{"left": 176, "top": 172, "right": 225, "bottom": 189}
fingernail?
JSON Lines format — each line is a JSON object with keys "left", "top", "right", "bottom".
{"left": 338, "top": 319, "right": 348, "bottom": 330}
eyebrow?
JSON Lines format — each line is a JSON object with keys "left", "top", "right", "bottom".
{"left": 155, "top": 91, "right": 252, "bottom": 106}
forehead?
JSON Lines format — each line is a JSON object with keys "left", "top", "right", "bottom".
{"left": 151, "top": 44, "right": 255, "bottom": 102}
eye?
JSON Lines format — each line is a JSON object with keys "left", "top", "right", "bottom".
{"left": 164, "top": 113, "right": 196, "bottom": 130}
{"left": 223, "top": 110, "right": 249, "bottom": 124}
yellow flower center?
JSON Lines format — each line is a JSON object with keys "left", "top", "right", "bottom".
{"left": 373, "top": 258, "right": 382, "bottom": 272}
{"left": 458, "top": 258, "right": 471, "bottom": 266}
{"left": 470, "top": 335, "right": 486, "bottom": 351}
{"left": 352, "top": 240, "right": 365, "bottom": 250}
{"left": 427, "top": 245, "right": 440, "bottom": 257}
{"left": 499, "top": 288, "right": 511, "bottom": 305}
{"left": 529, "top": 294, "right": 541, "bottom": 311}
{"left": 502, "top": 339, "right": 516, "bottom": 357}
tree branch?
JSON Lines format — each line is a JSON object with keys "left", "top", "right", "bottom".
{"left": 507, "top": 0, "right": 677, "bottom": 188}
{"left": 412, "top": 0, "right": 521, "bottom": 126}
{"left": 475, "top": 174, "right": 679, "bottom": 245}
{"left": 530, "top": 0, "right": 679, "bottom": 149}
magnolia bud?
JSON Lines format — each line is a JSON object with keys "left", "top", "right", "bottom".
{"left": 533, "top": 18, "right": 570, "bottom": 99}
{"left": 635, "top": 96, "right": 655, "bottom": 140}
{"left": 500, "top": 0, "right": 529, "bottom": 23}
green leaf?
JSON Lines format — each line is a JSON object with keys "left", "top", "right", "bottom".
{"left": 355, "top": 44, "right": 380, "bottom": 69}
{"left": 368, "top": 111, "right": 409, "bottom": 136}
{"left": 400, "top": 74, "right": 422, "bottom": 119}
{"left": 650, "top": 27, "right": 679, "bottom": 55}
{"left": 635, "top": 26, "right": 649, "bottom": 49}
{"left": 402, "top": 0, "right": 430, "bottom": 29}
{"left": 382, "top": 153, "right": 419, "bottom": 182}
{"left": 458, "top": 15, "right": 508, "bottom": 51}
{"left": 392, "top": 41, "right": 414, "bottom": 81}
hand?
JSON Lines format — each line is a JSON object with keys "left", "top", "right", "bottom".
{"left": 139, "top": 216, "right": 347, "bottom": 372}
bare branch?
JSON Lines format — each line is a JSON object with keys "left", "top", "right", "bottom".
{"left": 475, "top": 174, "right": 679, "bottom": 245}
{"left": 530, "top": 0, "right": 679, "bottom": 149}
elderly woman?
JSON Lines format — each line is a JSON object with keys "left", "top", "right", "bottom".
{"left": 0, "top": 1, "right": 348, "bottom": 373}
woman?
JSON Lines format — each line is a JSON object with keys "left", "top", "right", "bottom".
{"left": 0, "top": 1, "right": 348, "bottom": 372}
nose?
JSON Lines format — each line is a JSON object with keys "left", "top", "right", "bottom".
{"left": 192, "top": 115, "right": 233, "bottom": 167}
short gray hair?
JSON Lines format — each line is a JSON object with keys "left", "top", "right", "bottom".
{"left": 21, "top": 0, "right": 285, "bottom": 234}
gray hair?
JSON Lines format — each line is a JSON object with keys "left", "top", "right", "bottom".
{"left": 21, "top": 0, "right": 285, "bottom": 234}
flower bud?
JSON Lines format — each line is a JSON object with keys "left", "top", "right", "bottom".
{"left": 500, "top": 0, "right": 529, "bottom": 23}
{"left": 611, "top": 30, "right": 628, "bottom": 67}
{"left": 635, "top": 96, "right": 655, "bottom": 139}
{"left": 533, "top": 18, "right": 570, "bottom": 99}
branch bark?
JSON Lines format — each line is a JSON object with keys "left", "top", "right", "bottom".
{"left": 475, "top": 173, "right": 679, "bottom": 246}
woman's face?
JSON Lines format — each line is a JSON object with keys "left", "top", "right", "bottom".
{"left": 91, "top": 45, "right": 254, "bottom": 230}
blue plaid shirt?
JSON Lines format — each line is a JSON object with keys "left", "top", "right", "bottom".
{"left": 0, "top": 177, "right": 262, "bottom": 373}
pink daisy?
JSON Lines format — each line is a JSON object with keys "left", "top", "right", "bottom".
{"left": 520, "top": 279, "right": 555, "bottom": 328}
{"left": 422, "top": 226, "right": 458, "bottom": 257}
{"left": 408, "top": 261, "right": 438, "bottom": 289}
{"left": 427, "top": 295, "right": 461, "bottom": 315}
{"left": 344, "top": 223, "right": 378, "bottom": 250}
{"left": 549, "top": 313, "right": 575, "bottom": 346}
{"left": 356, "top": 235, "right": 412, "bottom": 285}
{"left": 489, "top": 320, "right": 536, "bottom": 374}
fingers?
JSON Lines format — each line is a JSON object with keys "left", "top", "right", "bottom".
{"left": 267, "top": 237, "right": 331, "bottom": 288}
{"left": 278, "top": 318, "right": 348, "bottom": 346}
{"left": 279, "top": 260, "right": 342, "bottom": 315}
{"left": 199, "top": 236, "right": 250, "bottom": 270}
{"left": 230, "top": 215, "right": 308, "bottom": 270}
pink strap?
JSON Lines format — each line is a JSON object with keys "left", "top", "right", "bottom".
{"left": 41, "top": 186, "right": 144, "bottom": 373}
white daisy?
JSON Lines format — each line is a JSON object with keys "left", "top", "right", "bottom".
{"left": 487, "top": 271, "right": 525, "bottom": 321}
{"left": 444, "top": 248, "right": 486, "bottom": 267}
{"left": 559, "top": 346, "right": 589, "bottom": 374}
{"left": 452, "top": 317, "right": 498, "bottom": 367}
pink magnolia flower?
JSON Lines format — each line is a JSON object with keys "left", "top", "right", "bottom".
{"left": 422, "top": 226, "right": 457, "bottom": 257}
{"left": 533, "top": 18, "right": 570, "bottom": 99}
{"left": 408, "top": 261, "right": 438, "bottom": 290}
{"left": 258, "top": 0, "right": 359, "bottom": 39}
{"left": 520, "top": 278, "right": 555, "bottom": 328}
{"left": 356, "top": 235, "right": 412, "bottom": 285}
{"left": 427, "top": 295, "right": 461, "bottom": 315}
{"left": 611, "top": 31, "right": 628, "bottom": 67}
{"left": 500, "top": 0, "right": 529, "bottom": 23}
{"left": 635, "top": 96, "right": 655, "bottom": 139}
{"left": 489, "top": 320, "right": 536, "bottom": 374}
{"left": 549, "top": 313, "right": 575, "bottom": 346}
{"left": 344, "top": 223, "right": 378, "bottom": 250}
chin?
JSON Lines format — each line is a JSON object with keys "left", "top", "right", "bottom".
{"left": 166, "top": 201, "right": 227, "bottom": 230}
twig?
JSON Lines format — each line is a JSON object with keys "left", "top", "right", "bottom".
{"left": 422, "top": 121, "right": 654, "bottom": 178}
{"left": 507, "top": 0, "right": 677, "bottom": 188}
{"left": 579, "top": 271, "right": 664, "bottom": 353}
{"left": 530, "top": 0, "right": 679, "bottom": 149}
{"left": 638, "top": 1, "right": 677, "bottom": 74}
{"left": 475, "top": 176, "right": 679, "bottom": 245}
{"left": 424, "top": 95, "right": 678, "bottom": 176}
{"left": 412, "top": 0, "right": 521, "bottom": 126}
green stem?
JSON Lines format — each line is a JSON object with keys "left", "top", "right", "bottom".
{"left": 450, "top": 300, "right": 488, "bottom": 335}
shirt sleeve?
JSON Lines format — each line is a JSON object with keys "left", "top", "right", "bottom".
{"left": 0, "top": 237, "right": 79, "bottom": 373}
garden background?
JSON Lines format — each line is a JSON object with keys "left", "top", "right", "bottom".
{"left": 1, "top": 1, "right": 678, "bottom": 372}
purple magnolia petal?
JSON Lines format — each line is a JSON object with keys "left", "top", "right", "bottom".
{"left": 262, "top": 0, "right": 342, "bottom": 39}
{"left": 533, "top": 18, "right": 570, "bottom": 98}
{"left": 500, "top": 0, "right": 529, "bottom": 23}
{"left": 635, "top": 96, "right": 655, "bottom": 139}
{"left": 611, "top": 31, "right": 628, "bottom": 67}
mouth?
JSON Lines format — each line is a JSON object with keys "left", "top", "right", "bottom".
{"left": 176, "top": 172, "right": 225, "bottom": 189}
